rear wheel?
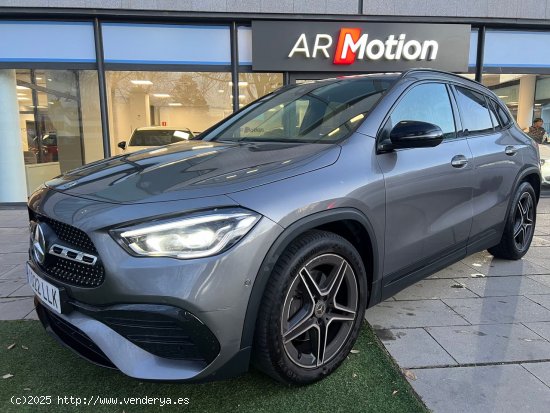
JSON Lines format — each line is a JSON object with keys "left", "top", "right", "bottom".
{"left": 253, "top": 230, "right": 367, "bottom": 385}
{"left": 488, "top": 181, "right": 536, "bottom": 260}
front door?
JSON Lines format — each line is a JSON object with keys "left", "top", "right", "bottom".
{"left": 376, "top": 82, "right": 474, "bottom": 289}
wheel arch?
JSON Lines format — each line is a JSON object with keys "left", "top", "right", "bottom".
{"left": 240, "top": 208, "right": 380, "bottom": 350}
{"left": 500, "top": 166, "right": 541, "bottom": 237}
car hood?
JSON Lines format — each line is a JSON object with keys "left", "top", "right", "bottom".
{"left": 46, "top": 140, "right": 341, "bottom": 204}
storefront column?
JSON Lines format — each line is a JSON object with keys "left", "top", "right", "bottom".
{"left": 0, "top": 69, "right": 27, "bottom": 203}
{"left": 517, "top": 75, "right": 536, "bottom": 130}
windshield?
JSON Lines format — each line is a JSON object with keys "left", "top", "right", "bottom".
{"left": 203, "top": 77, "right": 394, "bottom": 144}
{"left": 129, "top": 129, "right": 192, "bottom": 146}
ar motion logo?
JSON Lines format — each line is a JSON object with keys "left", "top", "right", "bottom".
{"left": 287, "top": 28, "right": 439, "bottom": 65}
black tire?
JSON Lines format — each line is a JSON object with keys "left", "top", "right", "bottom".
{"left": 488, "top": 181, "right": 536, "bottom": 260}
{"left": 253, "top": 230, "right": 368, "bottom": 385}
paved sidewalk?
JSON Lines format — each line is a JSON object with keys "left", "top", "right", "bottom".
{"left": 3, "top": 200, "right": 550, "bottom": 412}
{"left": 366, "top": 197, "right": 550, "bottom": 413}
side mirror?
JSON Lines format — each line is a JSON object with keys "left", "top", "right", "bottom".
{"left": 118, "top": 141, "right": 127, "bottom": 150}
{"left": 389, "top": 121, "right": 444, "bottom": 149}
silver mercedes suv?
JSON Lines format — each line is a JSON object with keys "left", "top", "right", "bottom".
{"left": 27, "top": 69, "right": 540, "bottom": 385}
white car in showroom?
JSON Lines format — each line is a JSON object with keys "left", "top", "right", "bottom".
{"left": 539, "top": 143, "right": 550, "bottom": 187}
{"left": 118, "top": 126, "right": 195, "bottom": 153}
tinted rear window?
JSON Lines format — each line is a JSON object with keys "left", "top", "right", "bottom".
{"left": 454, "top": 86, "right": 494, "bottom": 135}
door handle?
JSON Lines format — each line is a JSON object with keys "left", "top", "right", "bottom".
{"left": 505, "top": 146, "right": 518, "bottom": 156}
{"left": 451, "top": 155, "right": 468, "bottom": 168}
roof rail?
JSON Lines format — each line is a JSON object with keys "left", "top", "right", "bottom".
{"left": 400, "top": 68, "right": 480, "bottom": 85}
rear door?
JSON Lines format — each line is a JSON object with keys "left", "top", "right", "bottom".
{"left": 451, "top": 86, "right": 526, "bottom": 252}
{"left": 377, "top": 82, "right": 474, "bottom": 289}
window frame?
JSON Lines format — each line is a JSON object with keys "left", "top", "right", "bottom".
{"left": 376, "top": 80, "right": 460, "bottom": 152}
{"left": 450, "top": 84, "right": 497, "bottom": 138}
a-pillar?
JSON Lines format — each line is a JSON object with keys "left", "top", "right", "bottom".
{"left": 0, "top": 69, "right": 27, "bottom": 202}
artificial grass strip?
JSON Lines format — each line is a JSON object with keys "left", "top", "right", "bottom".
{"left": 0, "top": 320, "right": 427, "bottom": 413}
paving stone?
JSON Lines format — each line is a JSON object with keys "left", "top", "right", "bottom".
{"left": 9, "top": 283, "right": 33, "bottom": 298}
{"left": 535, "top": 225, "right": 550, "bottom": 236}
{"left": 428, "top": 261, "right": 477, "bottom": 279}
{"left": 442, "top": 296, "right": 550, "bottom": 324}
{"left": 0, "top": 264, "right": 16, "bottom": 277}
{"left": 24, "top": 310, "right": 39, "bottom": 320}
{"left": 0, "top": 227, "right": 29, "bottom": 236}
{"left": 0, "top": 279, "right": 27, "bottom": 297}
{"left": 524, "top": 322, "right": 550, "bottom": 341}
{"left": 426, "top": 324, "right": 550, "bottom": 364}
{"left": 522, "top": 362, "right": 550, "bottom": 388}
{"left": 528, "top": 274, "right": 550, "bottom": 287}
{"left": 462, "top": 254, "right": 549, "bottom": 276}
{"left": 526, "top": 294, "right": 550, "bottom": 311}
{"left": 393, "top": 279, "right": 478, "bottom": 300}
{"left": 409, "top": 365, "right": 550, "bottom": 413}
{"left": 0, "top": 297, "right": 34, "bottom": 320}
{"left": 459, "top": 276, "right": 550, "bottom": 297}
{"left": 0, "top": 252, "right": 28, "bottom": 266}
{"left": 375, "top": 327, "right": 457, "bottom": 368}
{"left": 0, "top": 242, "right": 30, "bottom": 254}
{"left": 365, "top": 300, "right": 469, "bottom": 329}
{"left": 530, "top": 236, "right": 550, "bottom": 247}
{"left": 0, "top": 264, "right": 26, "bottom": 280}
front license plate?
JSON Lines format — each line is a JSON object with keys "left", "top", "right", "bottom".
{"left": 27, "top": 264, "right": 61, "bottom": 314}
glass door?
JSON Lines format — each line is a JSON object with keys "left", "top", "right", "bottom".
{"left": 15, "top": 69, "right": 102, "bottom": 195}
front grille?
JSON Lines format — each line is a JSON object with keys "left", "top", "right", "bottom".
{"left": 45, "top": 256, "right": 105, "bottom": 288}
{"left": 40, "top": 215, "right": 98, "bottom": 254}
{"left": 29, "top": 211, "right": 105, "bottom": 288}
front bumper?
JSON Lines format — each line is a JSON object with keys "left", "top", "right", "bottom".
{"left": 27, "top": 189, "right": 284, "bottom": 381}
{"left": 35, "top": 298, "right": 227, "bottom": 381}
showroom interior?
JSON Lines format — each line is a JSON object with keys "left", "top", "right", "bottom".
{"left": 1, "top": 17, "right": 550, "bottom": 203}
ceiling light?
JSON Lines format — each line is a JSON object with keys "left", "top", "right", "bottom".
{"left": 16, "top": 85, "right": 29, "bottom": 90}
{"left": 36, "top": 77, "right": 43, "bottom": 81}
{"left": 131, "top": 80, "right": 153, "bottom": 85}
{"left": 535, "top": 103, "right": 542, "bottom": 106}
{"left": 17, "top": 93, "right": 26, "bottom": 97}
{"left": 498, "top": 95, "right": 508, "bottom": 98}
{"left": 218, "top": 89, "right": 224, "bottom": 93}
{"left": 168, "top": 102, "right": 183, "bottom": 106}
{"left": 153, "top": 93, "right": 170, "bottom": 98}
{"left": 47, "top": 78, "right": 52, "bottom": 82}
{"left": 238, "top": 95, "right": 245, "bottom": 99}
{"left": 238, "top": 81, "right": 248, "bottom": 86}
{"left": 18, "top": 97, "right": 30, "bottom": 101}
{"left": 350, "top": 114, "right": 365, "bottom": 123}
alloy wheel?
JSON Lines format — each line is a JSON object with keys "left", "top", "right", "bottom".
{"left": 513, "top": 192, "right": 534, "bottom": 251}
{"left": 281, "top": 253, "right": 359, "bottom": 369}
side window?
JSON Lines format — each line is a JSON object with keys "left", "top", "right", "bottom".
{"left": 454, "top": 86, "right": 494, "bottom": 135}
{"left": 493, "top": 99, "right": 512, "bottom": 127}
{"left": 384, "top": 83, "right": 456, "bottom": 141}
{"left": 487, "top": 97, "right": 501, "bottom": 130}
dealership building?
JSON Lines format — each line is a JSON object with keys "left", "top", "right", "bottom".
{"left": 1, "top": 0, "right": 550, "bottom": 203}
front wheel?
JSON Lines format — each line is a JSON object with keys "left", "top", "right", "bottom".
{"left": 488, "top": 181, "right": 536, "bottom": 260}
{"left": 253, "top": 230, "right": 367, "bottom": 385}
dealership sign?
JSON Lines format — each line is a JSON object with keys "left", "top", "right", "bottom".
{"left": 252, "top": 21, "right": 470, "bottom": 72}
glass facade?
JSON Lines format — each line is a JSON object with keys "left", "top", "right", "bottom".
{"left": 1, "top": 20, "right": 549, "bottom": 202}
{"left": 16, "top": 69, "right": 102, "bottom": 195}
{"left": 106, "top": 71, "right": 233, "bottom": 154}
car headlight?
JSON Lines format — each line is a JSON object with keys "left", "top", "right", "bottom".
{"left": 111, "top": 208, "right": 261, "bottom": 259}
